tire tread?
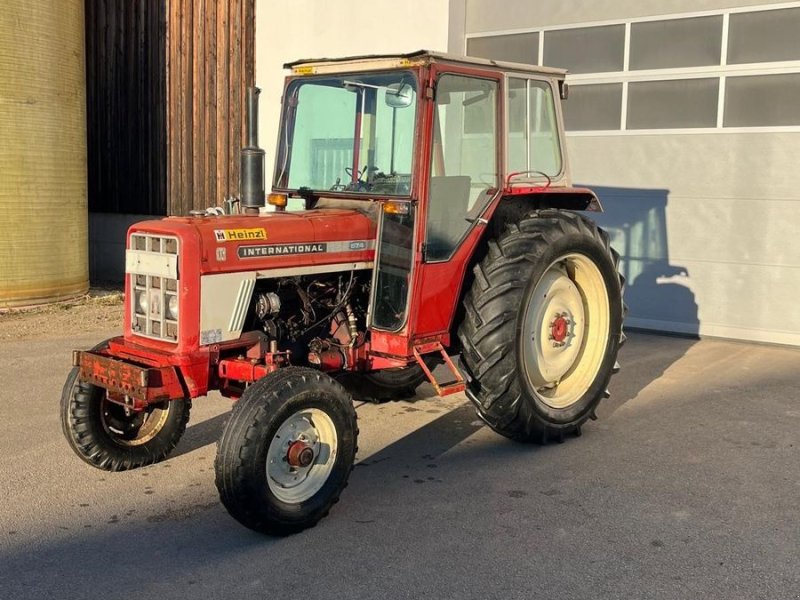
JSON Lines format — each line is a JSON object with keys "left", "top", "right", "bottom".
{"left": 215, "top": 367, "right": 358, "bottom": 535}
{"left": 457, "top": 208, "right": 625, "bottom": 443}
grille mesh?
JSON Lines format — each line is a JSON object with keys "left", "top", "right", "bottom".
{"left": 130, "top": 233, "right": 179, "bottom": 342}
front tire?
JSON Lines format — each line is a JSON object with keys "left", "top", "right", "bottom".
{"left": 60, "top": 356, "right": 191, "bottom": 471}
{"left": 458, "top": 209, "right": 624, "bottom": 442}
{"left": 215, "top": 367, "right": 358, "bottom": 535}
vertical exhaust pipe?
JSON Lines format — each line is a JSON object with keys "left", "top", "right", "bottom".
{"left": 240, "top": 87, "right": 265, "bottom": 214}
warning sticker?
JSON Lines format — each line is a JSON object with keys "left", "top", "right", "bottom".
{"left": 200, "top": 328, "right": 223, "bottom": 345}
{"left": 214, "top": 228, "right": 266, "bottom": 242}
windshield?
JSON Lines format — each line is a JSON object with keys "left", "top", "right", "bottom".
{"left": 275, "top": 71, "right": 418, "bottom": 196}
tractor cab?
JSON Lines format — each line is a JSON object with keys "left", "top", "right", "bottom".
{"left": 272, "top": 51, "right": 594, "bottom": 367}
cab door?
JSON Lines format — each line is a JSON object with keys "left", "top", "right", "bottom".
{"left": 408, "top": 67, "right": 503, "bottom": 342}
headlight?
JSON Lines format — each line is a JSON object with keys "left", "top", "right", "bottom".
{"left": 166, "top": 294, "right": 179, "bottom": 320}
{"left": 135, "top": 291, "right": 148, "bottom": 315}
{"left": 136, "top": 290, "right": 161, "bottom": 317}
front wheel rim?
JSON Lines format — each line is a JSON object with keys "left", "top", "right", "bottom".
{"left": 521, "top": 253, "right": 610, "bottom": 409}
{"left": 266, "top": 408, "right": 338, "bottom": 504}
{"left": 100, "top": 398, "right": 170, "bottom": 446}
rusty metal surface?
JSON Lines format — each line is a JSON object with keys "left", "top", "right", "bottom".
{"left": 76, "top": 350, "right": 184, "bottom": 403}
{"left": 78, "top": 350, "right": 150, "bottom": 398}
{"left": 413, "top": 341, "right": 466, "bottom": 397}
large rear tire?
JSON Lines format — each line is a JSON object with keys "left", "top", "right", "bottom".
{"left": 60, "top": 343, "right": 191, "bottom": 471}
{"left": 458, "top": 209, "right": 624, "bottom": 442}
{"left": 215, "top": 367, "right": 357, "bottom": 535}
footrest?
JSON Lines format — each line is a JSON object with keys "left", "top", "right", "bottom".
{"left": 437, "top": 382, "right": 466, "bottom": 396}
{"left": 412, "top": 342, "right": 466, "bottom": 397}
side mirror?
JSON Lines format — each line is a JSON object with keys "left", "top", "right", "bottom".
{"left": 385, "top": 83, "right": 414, "bottom": 108}
{"left": 559, "top": 80, "right": 569, "bottom": 100}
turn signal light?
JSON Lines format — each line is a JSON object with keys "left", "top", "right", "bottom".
{"left": 267, "top": 193, "right": 288, "bottom": 209}
{"left": 383, "top": 201, "right": 410, "bottom": 215}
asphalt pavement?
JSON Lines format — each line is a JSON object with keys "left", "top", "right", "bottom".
{"left": 1, "top": 330, "right": 798, "bottom": 599}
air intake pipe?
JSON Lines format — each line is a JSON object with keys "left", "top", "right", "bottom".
{"left": 240, "top": 87, "right": 265, "bottom": 214}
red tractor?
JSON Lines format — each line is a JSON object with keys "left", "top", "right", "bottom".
{"left": 62, "top": 51, "right": 625, "bottom": 535}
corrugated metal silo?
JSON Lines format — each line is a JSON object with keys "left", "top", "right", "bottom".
{"left": 0, "top": 0, "right": 89, "bottom": 307}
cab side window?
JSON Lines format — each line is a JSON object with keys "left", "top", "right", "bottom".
{"left": 425, "top": 74, "right": 498, "bottom": 262}
{"left": 507, "top": 77, "right": 562, "bottom": 177}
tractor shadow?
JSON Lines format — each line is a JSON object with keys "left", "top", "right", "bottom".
{"left": 356, "top": 401, "right": 484, "bottom": 469}
{"left": 351, "top": 331, "right": 700, "bottom": 488}
{"left": 575, "top": 186, "right": 701, "bottom": 418}
{"left": 168, "top": 363, "right": 451, "bottom": 461}
{"left": 169, "top": 412, "right": 229, "bottom": 459}
{"left": 599, "top": 331, "right": 697, "bottom": 421}
{"left": 587, "top": 185, "right": 700, "bottom": 337}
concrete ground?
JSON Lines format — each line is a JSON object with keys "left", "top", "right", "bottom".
{"left": 1, "top": 330, "right": 798, "bottom": 600}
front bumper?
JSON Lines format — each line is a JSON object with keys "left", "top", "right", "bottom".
{"left": 73, "top": 350, "right": 186, "bottom": 408}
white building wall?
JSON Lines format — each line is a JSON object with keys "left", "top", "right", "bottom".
{"left": 461, "top": 0, "right": 800, "bottom": 346}
{"left": 464, "top": 0, "right": 793, "bottom": 31}
{"left": 255, "top": 0, "right": 451, "bottom": 187}
{"left": 567, "top": 133, "right": 800, "bottom": 346}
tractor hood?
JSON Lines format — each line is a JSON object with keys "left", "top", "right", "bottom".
{"left": 129, "top": 208, "right": 378, "bottom": 276}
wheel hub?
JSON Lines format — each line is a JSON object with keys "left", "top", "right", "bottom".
{"left": 287, "top": 440, "right": 315, "bottom": 467}
{"left": 550, "top": 313, "right": 570, "bottom": 345}
{"left": 266, "top": 408, "right": 338, "bottom": 504}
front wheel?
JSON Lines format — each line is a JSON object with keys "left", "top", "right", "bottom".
{"left": 60, "top": 359, "right": 191, "bottom": 471}
{"left": 215, "top": 367, "right": 358, "bottom": 535}
{"left": 458, "top": 209, "right": 624, "bottom": 442}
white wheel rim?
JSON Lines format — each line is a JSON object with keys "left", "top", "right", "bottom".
{"left": 100, "top": 399, "right": 170, "bottom": 446}
{"left": 521, "top": 253, "right": 610, "bottom": 409}
{"left": 266, "top": 408, "right": 338, "bottom": 504}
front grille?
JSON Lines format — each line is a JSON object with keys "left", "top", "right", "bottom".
{"left": 129, "top": 233, "right": 179, "bottom": 342}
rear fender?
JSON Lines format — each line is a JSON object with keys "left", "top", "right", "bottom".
{"left": 500, "top": 187, "right": 602, "bottom": 213}
{"left": 448, "top": 187, "right": 603, "bottom": 352}
{"left": 487, "top": 188, "right": 601, "bottom": 240}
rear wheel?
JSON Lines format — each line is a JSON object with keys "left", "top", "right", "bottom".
{"left": 458, "top": 209, "right": 624, "bottom": 442}
{"left": 60, "top": 347, "right": 191, "bottom": 471}
{"left": 215, "top": 367, "right": 357, "bottom": 535}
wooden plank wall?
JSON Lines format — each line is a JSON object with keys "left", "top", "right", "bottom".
{"left": 167, "top": 0, "right": 255, "bottom": 215}
{"left": 85, "top": 0, "right": 167, "bottom": 214}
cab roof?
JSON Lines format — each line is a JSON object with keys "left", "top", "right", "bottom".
{"left": 284, "top": 50, "right": 567, "bottom": 78}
